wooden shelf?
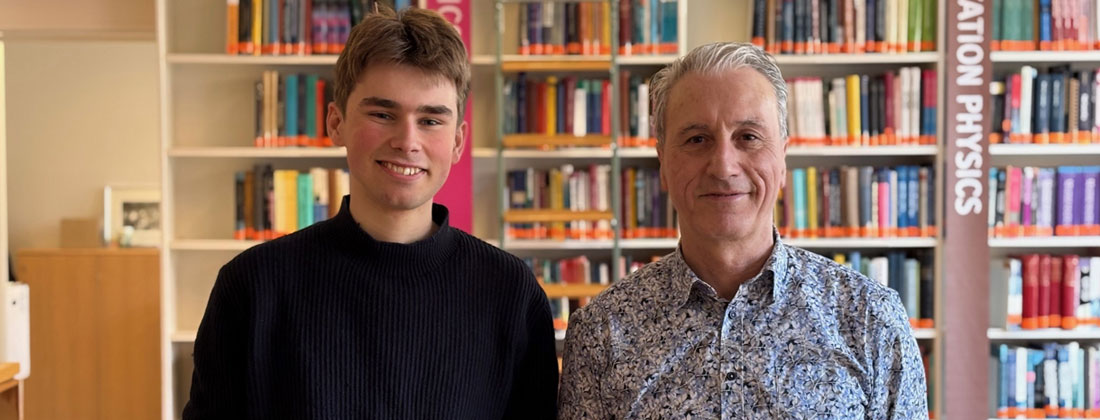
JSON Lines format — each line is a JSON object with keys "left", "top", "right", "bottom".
{"left": 167, "top": 53, "right": 337, "bottom": 65}
{"left": 988, "top": 237, "right": 1100, "bottom": 248}
{"left": 169, "top": 147, "right": 345, "bottom": 158}
{"left": 785, "top": 237, "right": 938, "bottom": 248}
{"left": 540, "top": 283, "right": 609, "bottom": 298}
{"left": 500, "top": 57, "right": 611, "bottom": 72}
{"left": 786, "top": 145, "right": 938, "bottom": 156}
{"left": 991, "top": 50, "right": 1100, "bottom": 63}
{"left": 501, "top": 239, "right": 614, "bottom": 250}
{"left": 989, "top": 143, "right": 1100, "bottom": 156}
{"left": 502, "top": 134, "right": 612, "bottom": 148}
{"left": 499, "top": 148, "right": 613, "bottom": 158}
{"left": 618, "top": 55, "right": 678, "bottom": 65}
{"left": 620, "top": 238, "right": 679, "bottom": 249}
{"left": 987, "top": 328, "right": 1100, "bottom": 340}
{"left": 170, "top": 239, "right": 260, "bottom": 251}
{"left": 772, "top": 52, "right": 940, "bottom": 65}
{"left": 503, "top": 209, "right": 614, "bottom": 223}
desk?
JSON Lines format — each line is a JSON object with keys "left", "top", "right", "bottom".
{"left": 0, "top": 363, "right": 22, "bottom": 420}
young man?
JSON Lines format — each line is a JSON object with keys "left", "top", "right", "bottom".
{"left": 183, "top": 8, "right": 558, "bottom": 419}
{"left": 558, "top": 42, "right": 928, "bottom": 419}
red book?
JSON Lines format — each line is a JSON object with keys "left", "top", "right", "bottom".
{"left": 536, "top": 81, "right": 547, "bottom": 134}
{"left": 1064, "top": 255, "right": 1081, "bottom": 328}
{"left": 1022, "top": 254, "right": 1040, "bottom": 329}
{"left": 564, "top": 76, "right": 575, "bottom": 135}
{"left": 883, "top": 71, "right": 895, "bottom": 145}
{"left": 526, "top": 81, "right": 538, "bottom": 133}
{"left": 601, "top": 80, "right": 611, "bottom": 135}
{"left": 1038, "top": 254, "right": 1052, "bottom": 328}
{"left": 1050, "top": 255, "right": 1063, "bottom": 328}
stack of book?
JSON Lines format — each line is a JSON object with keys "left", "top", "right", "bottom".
{"left": 618, "top": 71, "right": 654, "bottom": 148}
{"left": 830, "top": 251, "right": 934, "bottom": 327}
{"left": 786, "top": 67, "right": 936, "bottom": 146}
{"left": 776, "top": 165, "right": 937, "bottom": 239}
{"left": 749, "top": 0, "right": 935, "bottom": 54}
{"left": 502, "top": 75, "right": 612, "bottom": 140}
{"left": 994, "top": 343, "right": 1100, "bottom": 418}
{"left": 254, "top": 71, "right": 336, "bottom": 148}
{"left": 994, "top": 255, "right": 1100, "bottom": 330}
{"left": 516, "top": 0, "right": 679, "bottom": 56}
{"left": 506, "top": 164, "right": 614, "bottom": 240}
{"left": 233, "top": 165, "right": 350, "bottom": 240}
{"left": 990, "top": 67, "right": 1100, "bottom": 145}
{"left": 226, "top": 0, "right": 413, "bottom": 56}
{"left": 991, "top": 0, "right": 1100, "bottom": 51}
{"left": 987, "top": 166, "right": 1100, "bottom": 238}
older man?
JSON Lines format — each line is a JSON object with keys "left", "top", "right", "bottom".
{"left": 558, "top": 42, "right": 927, "bottom": 419}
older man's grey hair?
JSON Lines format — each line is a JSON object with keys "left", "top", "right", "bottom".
{"left": 649, "top": 42, "right": 788, "bottom": 147}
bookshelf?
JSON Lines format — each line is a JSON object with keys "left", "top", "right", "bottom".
{"left": 156, "top": 0, "right": 950, "bottom": 418}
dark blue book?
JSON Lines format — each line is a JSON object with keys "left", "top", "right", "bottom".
{"left": 516, "top": 73, "right": 527, "bottom": 133}
{"left": 1050, "top": 68, "right": 1067, "bottom": 135}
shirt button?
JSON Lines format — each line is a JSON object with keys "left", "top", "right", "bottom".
{"left": 727, "top": 312, "right": 735, "bottom": 320}
{"left": 725, "top": 372, "right": 735, "bottom": 381}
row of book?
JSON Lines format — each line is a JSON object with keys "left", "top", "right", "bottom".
{"left": 776, "top": 165, "right": 937, "bottom": 239}
{"left": 506, "top": 165, "right": 678, "bottom": 240}
{"left": 525, "top": 254, "right": 659, "bottom": 286}
{"left": 502, "top": 73, "right": 659, "bottom": 148}
{"left": 506, "top": 165, "right": 614, "bottom": 240}
{"left": 994, "top": 343, "right": 1100, "bottom": 418}
{"left": 990, "top": 67, "right": 1100, "bottom": 145}
{"left": 988, "top": 166, "right": 1100, "bottom": 238}
{"left": 516, "top": 1, "right": 679, "bottom": 56}
{"left": 254, "top": 71, "right": 336, "bottom": 148}
{"left": 232, "top": 165, "right": 351, "bottom": 240}
{"left": 831, "top": 251, "right": 933, "bottom": 327}
{"left": 225, "top": 0, "right": 412, "bottom": 56}
{"left": 991, "top": 0, "right": 1100, "bottom": 51}
{"left": 995, "top": 255, "right": 1100, "bottom": 331}
{"left": 749, "top": 0, "right": 936, "bottom": 54}
{"left": 787, "top": 67, "right": 936, "bottom": 147}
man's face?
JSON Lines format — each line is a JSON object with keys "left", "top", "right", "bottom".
{"left": 328, "top": 62, "right": 465, "bottom": 214}
{"left": 657, "top": 67, "right": 786, "bottom": 244}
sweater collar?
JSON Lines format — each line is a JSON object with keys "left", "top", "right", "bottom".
{"left": 328, "top": 195, "right": 459, "bottom": 275}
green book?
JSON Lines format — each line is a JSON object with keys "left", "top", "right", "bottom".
{"left": 907, "top": 0, "right": 922, "bottom": 49}
{"left": 304, "top": 74, "right": 318, "bottom": 139}
{"left": 992, "top": 0, "right": 1002, "bottom": 46}
{"left": 297, "top": 172, "right": 313, "bottom": 229}
{"left": 1021, "top": 0, "right": 1034, "bottom": 46}
{"left": 921, "top": 0, "right": 935, "bottom": 47}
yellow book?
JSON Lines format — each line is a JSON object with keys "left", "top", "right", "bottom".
{"left": 252, "top": 0, "right": 263, "bottom": 56}
{"left": 550, "top": 168, "right": 565, "bottom": 239}
{"left": 272, "top": 169, "right": 285, "bottom": 235}
{"left": 546, "top": 76, "right": 557, "bottom": 135}
{"left": 601, "top": 2, "right": 612, "bottom": 54}
{"left": 834, "top": 253, "right": 847, "bottom": 265}
{"left": 807, "top": 167, "right": 818, "bottom": 238}
{"left": 284, "top": 170, "right": 299, "bottom": 235}
{"left": 845, "top": 74, "right": 861, "bottom": 146}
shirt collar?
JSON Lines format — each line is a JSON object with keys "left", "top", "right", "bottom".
{"left": 665, "top": 228, "right": 790, "bottom": 308}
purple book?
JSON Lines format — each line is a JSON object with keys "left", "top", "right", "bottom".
{"left": 1075, "top": 167, "right": 1088, "bottom": 234}
{"left": 1085, "top": 166, "right": 1099, "bottom": 231}
{"left": 1057, "top": 167, "right": 1076, "bottom": 234}
{"left": 1039, "top": 168, "right": 1056, "bottom": 231}
{"left": 1022, "top": 167, "right": 1034, "bottom": 228}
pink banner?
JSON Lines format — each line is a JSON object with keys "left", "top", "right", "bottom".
{"left": 423, "top": 0, "right": 473, "bottom": 233}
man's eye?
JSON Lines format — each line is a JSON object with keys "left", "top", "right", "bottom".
{"left": 369, "top": 112, "right": 393, "bottom": 120}
{"left": 422, "top": 119, "right": 442, "bottom": 126}
{"left": 742, "top": 133, "right": 760, "bottom": 141}
{"left": 686, "top": 135, "right": 705, "bottom": 144}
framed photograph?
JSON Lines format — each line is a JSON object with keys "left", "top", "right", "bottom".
{"left": 103, "top": 186, "right": 162, "bottom": 247}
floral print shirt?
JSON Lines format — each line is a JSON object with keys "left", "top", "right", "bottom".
{"left": 558, "top": 234, "right": 928, "bottom": 419}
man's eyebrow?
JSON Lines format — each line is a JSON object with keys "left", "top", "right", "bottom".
{"left": 676, "top": 122, "right": 709, "bottom": 136}
{"left": 417, "top": 105, "right": 453, "bottom": 116}
{"left": 359, "top": 96, "right": 397, "bottom": 109}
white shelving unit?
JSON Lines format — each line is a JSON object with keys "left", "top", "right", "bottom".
{"left": 988, "top": 237, "right": 1100, "bottom": 249}
{"left": 991, "top": 50, "right": 1100, "bottom": 63}
{"left": 772, "top": 52, "right": 940, "bottom": 65}
{"left": 987, "top": 328, "right": 1100, "bottom": 341}
{"left": 989, "top": 144, "right": 1100, "bottom": 156}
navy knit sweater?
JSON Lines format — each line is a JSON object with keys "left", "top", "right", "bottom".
{"left": 182, "top": 197, "right": 559, "bottom": 419}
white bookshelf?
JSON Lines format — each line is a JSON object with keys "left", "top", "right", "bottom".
{"left": 913, "top": 328, "right": 937, "bottom": 340}
{"left": 988, "top": 237, "right": 1100, "bottom": 249}
{"left": 785, "top": 237, "right": 938, "bottom": 249}
{"left": 991, "top": 50, "right": 1100, "bottom": 63}
{"left": 987, "top": 328, "right": 1100, "bottom": 341}
{"left": 772, "top": 52, "right": 940, "bottom": 65}
{"left": 786, "top": 145, "right": 938, "bottom": 156}
{"left": 989, "top": 143, "right": 1100, "bottom": 156}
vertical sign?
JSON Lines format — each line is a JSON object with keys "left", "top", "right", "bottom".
{"left": 944, "top": 0, "right": 992, "bottom": 416}
{"left": 423, "top": 0, "right": 473, "bottom": 233}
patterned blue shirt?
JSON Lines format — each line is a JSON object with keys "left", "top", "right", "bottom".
{"left": 558, "top": 234, "right": 928, "bottom": 419}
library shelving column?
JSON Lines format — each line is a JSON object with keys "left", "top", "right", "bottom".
{"left": 984, "top": 50, "right": 1100, "bottom": 419}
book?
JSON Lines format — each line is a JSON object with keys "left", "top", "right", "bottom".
{"left": 235, "top": 165, "right": 347, "bottom": 241}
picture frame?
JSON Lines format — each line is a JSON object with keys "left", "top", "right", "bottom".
{"left": 103, "top": 185, "right": 162, "bottom": 248}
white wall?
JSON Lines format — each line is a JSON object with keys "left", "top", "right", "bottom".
{"left": 4, "top": 40, "right": 159, "bottom": 251}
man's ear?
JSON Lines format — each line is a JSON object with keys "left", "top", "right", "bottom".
{"left": 451, "top": 120, "right": 468, "bottom": 165}
{"left": 327, "top": 102, "right": 345, "bottom": 146}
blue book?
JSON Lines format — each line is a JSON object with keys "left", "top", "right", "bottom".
{"left": 285, "top": 74, "right": 299, "bottom": 138}
{"left": 860, "top": 166, "right": 874, "bottom": 230}
{"left": 908, "top": 166, "right": 919, "bottom": 231}
{"left": 860, "top": 75, "right": 870, "bottom": 140}
{"left": 660, "top": 0, "right": 678, "bottom": 46}
{"left": 517, "top": 74, "right": 527, "bottom": 133}
{"left": 848, "top": 252, "right": 862, "bottom": 274}
{"left": 1039, "top": 0, "right": 1052, "bottom": 44}
{"left": 1000, "top": 344, "right": 1011, "bottom": 414}
{"left": 651, "top": 0, "right": 660, "bottom": 49}
{"left": 557, "top": 78, "right": 566, "bottom": 134}
{"left": 793, "top": 168, "right": 807, "bottom": 232}
{"left": 1051, "top": 71, "right": 1066, "bottom": 135}
{"left": 898, "top": 167, "right": 909, "bottom": 231}
{"left": 921, "top": 72, "right": 936, "bottom": 137}
{"left": 297, "top": 173, "right": 313, "bottom": 229}
{"left": 1035, "top": 73, "right": 1051, "bottom": 136}
{"left": 590, "top": 80, "right": 601, "bottom": 135}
